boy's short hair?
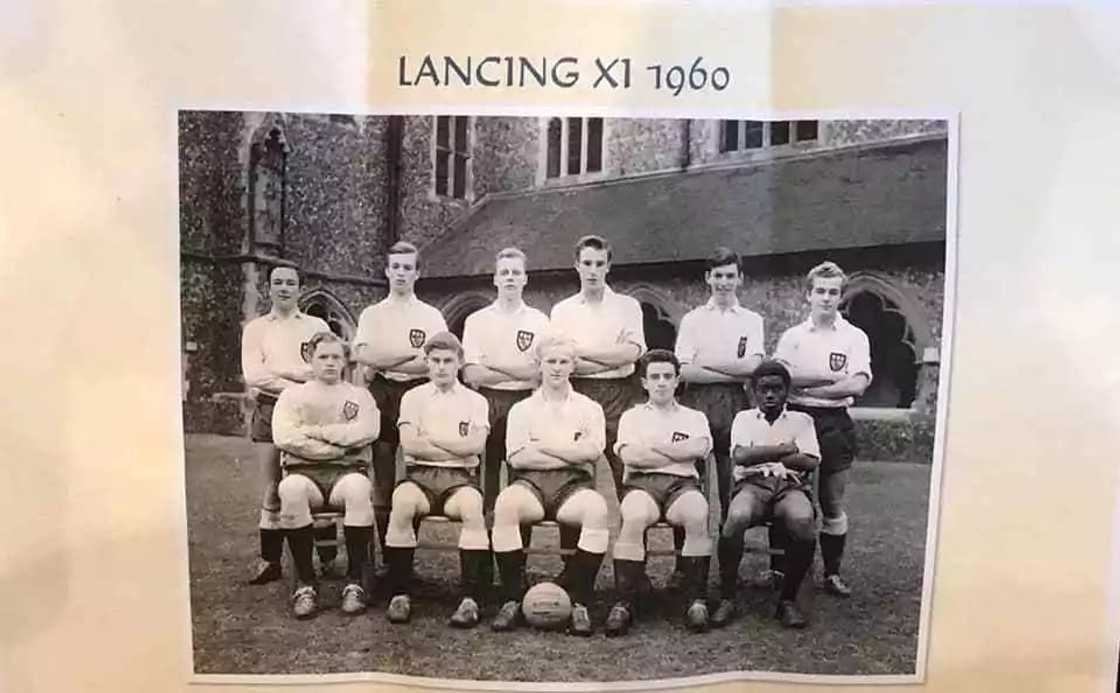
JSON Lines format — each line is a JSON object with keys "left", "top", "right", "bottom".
{"left": 751, "top": 359, "right": 792, "bottom": 388}
{"left": 535, "top": 331, "right": 578, "bottom": 361}
{"left": 638, "top": 348, "right": 680, "bottom": 378}
{"left": 805, "top": 261, "right": 847, "bottom": 292}
{"left": 269, "top": 263, "right": 301, "bottom": 283}
{"left": 387, "top": 240, "right": 421, "bottom": 268}
{"left": 573, "top": 235, "right": 612, "bottom": 262}
{"left": 304, "top": 330, "right": 350, "bottom": 362}
{"left": 495, "top": 246, "right": 527, "bottom": 268}
{"left": 422, "top": 331, "right": 464, "bottom": 360}
{"left": 705, "top": 247, "right": 742, "bottom": 273}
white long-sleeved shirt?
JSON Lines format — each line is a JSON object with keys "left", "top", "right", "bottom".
{"left": 272, "top": 380, "right": 380, "bottom": 467}
{"left": 240, "top": 310, "right": 330, "bottom": 395}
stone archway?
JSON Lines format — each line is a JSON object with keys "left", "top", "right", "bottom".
{"left": 246, "top": 116, "right": 291, "bottom": 256}
{"left": 626, "top": 284, "right": 685, "bottom": 352}
{"left": 299, "top": 288, "right": 356, "bottom": 340}
{"left": 840, "top": 274, "right": 932, "bottom": 408}
{"left": 639, "top": 301, "right": 677, "bottom": 352}
{"left": 440, "top": 292, "right": 493, "bottom": 340}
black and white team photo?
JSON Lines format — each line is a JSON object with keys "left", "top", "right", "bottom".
{"left": 179, "top": 112, "right": 953, "bottom": 683}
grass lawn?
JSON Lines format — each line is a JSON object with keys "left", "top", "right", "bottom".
{"left": 185, "top": 434, "right": 932, "bottom": 682}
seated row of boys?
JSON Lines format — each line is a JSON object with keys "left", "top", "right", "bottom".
{"left": 272, "top": 328, "right": 821, "bottom": 635}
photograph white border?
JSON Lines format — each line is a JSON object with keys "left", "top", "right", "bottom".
{"left": 176, "top": 105, "right": 960, "bottom": 690}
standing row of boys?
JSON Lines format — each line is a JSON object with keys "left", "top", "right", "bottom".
{"left": 240, "top": 236, "right": 872, "bottom": 634}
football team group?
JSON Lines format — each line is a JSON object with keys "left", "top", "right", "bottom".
{"left": 239, "top": 235, "right": 871, "bottom": 636}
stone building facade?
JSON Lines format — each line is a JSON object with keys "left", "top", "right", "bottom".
{"left": 179, "top": 112, "right": 948, "bottom": 461}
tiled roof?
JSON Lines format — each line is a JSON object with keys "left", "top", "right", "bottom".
{"left": 420, "top": 137, "right": 947, "bottom": 279}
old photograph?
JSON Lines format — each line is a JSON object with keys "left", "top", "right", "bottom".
{"left": 179, "top": 111, "right": 953, "bottom": 684}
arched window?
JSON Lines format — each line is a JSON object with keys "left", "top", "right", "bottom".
{"left": 440, "top": 293, "right": 492, "bottom": 341}
{"left": 299, "top": 290, "right": 356, "bottom": 341}
{"left": 640, "top": 301, "right": 677, "bottom": 352}
{"left": 248, "top": 123, "right": 289, "bottom": 255}
{"left": 839, "top": 275, "right": 931, "bottom": 409}
{"left": 625, "top": 285, "right": 684, "bottom": 354}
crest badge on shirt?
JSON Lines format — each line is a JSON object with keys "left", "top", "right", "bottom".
{"left": 829, "top": 352, "right": 848, "bottom": 372}
{"left": 516, "top": 329, "right": 535, "bottom": 352}
{"left": 409, "top": 328, "right": 426, "bottom": 348}
{"left": 737, "top": 336, "right": 748, "bottom": 358}
{"left": 671, "top": 431, "right": 689, "bottom": 443}
{"left": 458, "top": 421, "right": 470, "bottom": 437}
{"left": 343, "top": 400, "right": 360, "bottom": 421}
{"left": 300, "top": 340, "right": 314, "bottom": 363}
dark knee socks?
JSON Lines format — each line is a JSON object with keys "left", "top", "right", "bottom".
{"left": 285, "top": 525, "right": 316, "bottom": 584}
{"left": 718, "top": 536, "right": 745, "bottom": 598}
{"left": 260, "top": 528, "right": 284, "bottom": 564}
{"left": 495, "top": 550, "right": 527, "bottom": 603}
{"left": 459, "top": 549, "right": 490, "bottom": 602}
{"left": 820, "top": 532, "right": 846, "bottom": 576}
{"left": 780, "top": 537, "right": 816, "bottom": 602}
{"left": 343, "top": 525, "right": 372, "bottom": 582}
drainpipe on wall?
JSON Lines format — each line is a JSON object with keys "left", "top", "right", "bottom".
{"left": 385, "top": 115, "right": 403, "bottom": 250}
{"left": 681, "top": 119, "right": 692, "bottom": 170}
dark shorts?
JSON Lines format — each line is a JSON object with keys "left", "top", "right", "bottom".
{"left": 250, "top": 393, "right": 278, "bottom": 443}
{"left": 369, "top": 374, "right": 427, "bottom": 446}
{"left": 623, "top": 472, "right": 702, "bottom": 520}
{"left": 678, "top": 382, "right": 749, "bottom": 455}
{"left": 732, "top": 474, "right": 814, "bottom": 510}
{"left": 788, "top": 404, "right": 857, "bottom": 472}
{"left": 571, "top": 376, "right": 641, "bottom": 440}
{"left": 401, "top": 465, "right": 480, "bottom": 516}
{"left": 510, "top": 468, "right": 596, "bottom": 521}
{"left": 284, "top": 463, "right": 369, "bottom": 500}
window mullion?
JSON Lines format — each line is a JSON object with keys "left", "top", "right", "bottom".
{"left": 448, "top": 118, "right": 457, "bottom": 193}
{"left": 581, "top": 118, "right": 589, "bottom": 175}
{"left": 559, "top": 120, "right": 570, "bottom": 175}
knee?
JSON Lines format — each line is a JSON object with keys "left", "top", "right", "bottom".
{"left": 721, "top": 508, "right": 752, "bottom": 537}
{"left": 819, "top": 495, "right": 844, "bottom": 518}
{"left": 492, "top": 489, "right": 524, "bottom": 526}
{"left": 389, "top": 486, "right": 421, "bottom": 521}
{"left": 582, "top": 493, "right": 610, "bottom": 528}
{"left": 819, "top": 481, "right": 847, "bottom": 515}
{"left": 459, "top": 487, "right": 483, "bottom": 510}
{"left": 619, "top": 495, "right": 654, "bottom": 528}
{"left": 454, "top": 488, "right": 485, "bottom": 522}
{"left": 676, "top": 494, "right": 709, "bottom": 528}
{"left": 338, "top": 474, "right": 372, "bottom": 505}
{"left": 785, "top": 514, "right": 816, "bottom": 542}
{"left": 278, "top": 476, "right": 307, "bottom": 505}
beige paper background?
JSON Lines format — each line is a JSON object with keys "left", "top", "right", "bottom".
{"left": 2, "top": 2, "right": 1119, "bottom": 692}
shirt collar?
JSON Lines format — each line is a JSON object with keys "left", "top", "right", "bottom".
{"left": 703, "top": 296, "right": 743, "bottom": 313}
{"left": 431, "top": 381, "right": 461, "bottom": 396}
{"left": 754, "top": 406, "right": 788, "bottom": 421}
{"left": 642, "top": 399, "right": 680, "bottom": 414}
{"left": 805, "top": 313, "right": 846, "bottom": 332}
{"left": 266, "top": 309, "right": 305, "bottom": 321}
{"left": 384, "top": 292, "right": 420, "bottom": 307}
{"left": 535, "top": 384, "right": 574, "bottom": 404}
{"left": 490, "top": 299, "right": 527, "bottom": 315}
{"left": 576, "top": 285, "right": 615, "bottom": 305}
